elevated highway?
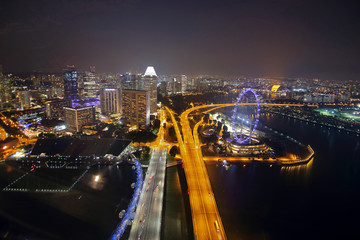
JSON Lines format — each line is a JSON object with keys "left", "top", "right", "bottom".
{"left": 129, "top": 109, "right": 167, "bottom": 240}
{"left": 166, "top": 103, "right": 313, "bottom": 240}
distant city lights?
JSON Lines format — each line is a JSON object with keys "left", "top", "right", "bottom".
{"left": 94, "top": 175, "right": 100, "bottom": 182}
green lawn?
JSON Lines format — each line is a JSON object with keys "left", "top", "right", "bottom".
{"left": 315, "top": 108, "right": 360, "bottom": 122}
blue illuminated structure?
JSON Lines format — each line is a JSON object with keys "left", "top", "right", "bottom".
{"left": 111, "top": 159, "right": 143, "bottom": 240}
{"left": 64, "top": 65, "right": 78, "bottom": 101}
{"left": 71, "top": 98, "right": 100, "bottom": 108}
{"left": 232, "top": 88, "right": 260, "bottom": 144}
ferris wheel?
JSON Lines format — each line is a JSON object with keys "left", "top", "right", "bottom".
{"left": 232, "top": 88, "right": 260, "bottom": 144}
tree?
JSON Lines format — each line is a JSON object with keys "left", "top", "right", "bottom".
{"left": 223, "top": 125, "right": 228, "bottom": 132}
{"left": 222, "top": 131, "right": 230, "bottom": 139}
{"left": 168, "top": 126, "right": 176, "bottom": 139}
{"left": 203, "top": 114, "right": 209, "bottom": 124}
{"left": 169, "top": 146, "right": 179, "bottom": 157}
{"left": 216, "top": 122, "right": 222, "bottom": 132}
{"left": 152, "top": 119, "right": 161, "bottom": 129}
{"left": 125, "top": 130, "right": 157, "bottom": 142}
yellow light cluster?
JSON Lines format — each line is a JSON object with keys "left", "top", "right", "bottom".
{"left": 271, "top": 85, "right": 281, "bottom": 92}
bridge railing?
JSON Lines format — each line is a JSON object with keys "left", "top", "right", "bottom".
{"left": 110, "top": 158, "right": 143, "bottom": 240}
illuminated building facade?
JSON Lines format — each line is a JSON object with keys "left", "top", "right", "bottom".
{"left": 122, "top": 89, "right": 150, "bottom": 128}
{"left": 121, "top": 73, "right": 142, "bottom": 90}
{"left": 64, "top": 106, "right": 95, "bottom": 132}
{"left": 18, "top": 90, "right": 31, "bottom": 110}
{"left": 90, "top": 65, "right": 96, "bottom": 73}
{"left": 46, "top": 99, "right": 68, "bottom": 119}
{"left": 168, "top": 75, "right": 187, "bottom": 94}
{"left": 63, "top": 65, "right": 78, "bottom": 102}
{"left": 142, "top": 66, "right": 157, "bottom": 114}
{"left": 100, "top": 88, "right": 122, "bottom": 115}
{"left": 82, "top": 67, "right": 98, "bottom": 98}
{"left": 0, "top": 75, "right": 12, "bottom": 109}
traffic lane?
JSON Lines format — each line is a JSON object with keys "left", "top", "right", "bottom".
{"left": 129, "top": 149, "right": 160, "bottom": 239}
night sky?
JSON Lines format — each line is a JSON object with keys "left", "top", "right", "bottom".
{"left": 1, "top": 0, "right": 360, "bottom": 79}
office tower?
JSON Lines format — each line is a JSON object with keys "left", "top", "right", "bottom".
{"left": 121, "top": 73, "right": 142, "bottom": 90}
{"left": 83, "top": 70, "right": 98, "bottom": 98}
{"left": 18, "top": 91, "right": 31, "bottom": 110}
{"left": 166, "top": 75, "right": 187, "bottom": 95}
{"left": 90, "top": 66, "right": 96, "bottom": 73}
{"left": 64, "top": 106, "right": 95, "bottom": 132}
{"left": 50, "top": 86, "right": 64, "bottom": 98}
{"left": 169, "top": 76, "right": 182, "bottom": 94}
{"left": 63, "top": 65, "right": 78, "bottom": 102}
{"left": 142, "top": 66, "right": 157, "bottom": 114}
{"left": 158, "top": 81, "right": 168, "bottom": 96}
{"left": 179, "top": 75, "right": 187, "bottom": 93}
{"left": 0, "top": 75, "right": 12, "bottom": 109}
{"left": 30, "top": 72, "right": 42, "bottom": 89}
{"left": 0, "top": 64, "right": 3, "bottom": 109}
{"left": 122, "top": 89, "right": 150, "bottom": 129}
{"left": 100, "top": 88, "right": 122, "bottom": 115}
{"left": 45, "top": 99, "right": 68, "bottom": 119}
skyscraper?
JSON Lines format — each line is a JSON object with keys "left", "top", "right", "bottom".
{"left": 63, "top": 65, "right": 78, "bottom": 102}
{"left": 0, "top": 64, "right": 3, "bottom": 109}
{"left": 83, "top": 71, "right": 98, "bottom": 98}
{"left": 122, "top": 89, "right": 150, "bottom": 129}
{"left": 45, "top": 99, "right": 68, "bottom": 119}
{"left": 142, "top": 66, "right": 157, "bottom": 114}
{"left": 64, "top": 106, "right": 95, "bottom": 132}
{"left": 100, "top": 88, "right": 122, "bottom": 115}
{"left": 90, "top": 65, "right": 96, "bottom": 73}
{"left": 121, "top": 73, "right": 142, "bottom": 90}
{"left": 18, "top": 90, "right": 31, "bottom": 110}
{"left": 168, "top": 75, "right": 187, "bottom": 95}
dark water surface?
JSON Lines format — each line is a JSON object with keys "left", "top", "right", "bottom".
{"left": 207, "top": 114, "right": 360, "bottom": 240}
{"left": 0, "top": 163, "right": 135, "bottom": 240}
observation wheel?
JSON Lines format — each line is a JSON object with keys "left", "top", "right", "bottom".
{"left": 232, "top": 88, "right": 260, "bottom": 144}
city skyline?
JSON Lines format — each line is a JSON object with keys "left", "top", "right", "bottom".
{"left": 1, "top": 1, "right": 360, "bottom": 239}
{"left": 1, "top": 0, "right": 360, "bottom": 80}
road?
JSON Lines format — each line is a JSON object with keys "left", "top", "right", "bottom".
{"left": 129, "top": 148, "right": 167, "bottom": 240}
{"left": 166, "top": 106, "right": 227, "bottom": 240}
{"left": 166, "top": 103, "right": 314, "bottom": 240}
{"left": 180, "top": 108, "right": 227, "bottom": 240}
{"left": 129, "top": 109, "right": 169, "bottom": 240}
{"left": 129, "top": 109, "right": 168, "bottom": 240}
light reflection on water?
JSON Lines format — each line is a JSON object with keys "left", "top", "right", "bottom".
{"left": 209, "top": 113, "right": 360, "bottom": 240}
{"left": 280, "top": 158, "right": 313, "bottom": 180}
{"left": 0, "top": 163, "right": 134, "bottom": 240}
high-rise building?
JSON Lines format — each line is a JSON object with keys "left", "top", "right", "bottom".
{"left": 122, "top": 89, "right": 150, "bottom": 129}
{"left": 142, "top": 66, "right": 157, "bottom": 114}
{"left": 0, "top": 64, "right": 3, "bottom": 109}
{"left": 90, "top": 65, "right": 96, "bottom": 73}
{"left": 18, "top": 91, "right": 31, "bottom": 110}
{"left": 45, "top": 99, "right": 68, "bottom": 119}
{"left": 0, "top": 75, "right": 13, "bottom": 109}
{"left": 100, "top": 88, "right": 122, "bottom": 115}
{"left": 83, "top": 71, "right": 98, "bottom": 98}
{"left": 169, "top": 76, "right": 182, "bottom": 94}
{"left": 164, "top": 75, "right": 187, "bottom": 95}
{"left": 63, "top": 65, "right": 78, "bottom": 102}
{"left": 180, "top": 75, "right": 187, "bottom": 93}
{"left": 121, "top": 73, "right": 142, "bottom": 90}
{"left": 64, "top": 106, "right": 95, "bottom": 132}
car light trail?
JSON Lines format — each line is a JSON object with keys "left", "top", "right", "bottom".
{"left": 167, "top": 102, "right": 315, "bottom": 240}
